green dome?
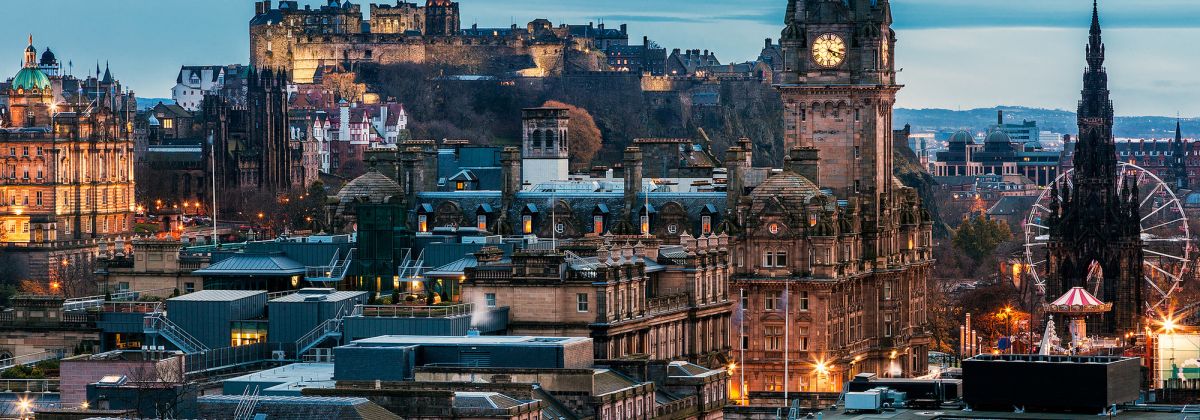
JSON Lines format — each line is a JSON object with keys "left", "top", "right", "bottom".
{"left": 12, "top": 67, "right": 50, "bottom": 92}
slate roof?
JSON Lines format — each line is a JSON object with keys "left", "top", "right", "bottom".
{"left": 197, "top": 395, "right": 399, "bottom": 420}
{"left": 167, "top": 290, "right": 265, "bottom": 302}
{"left": 191, "top": 254, "right": 306, "bottom": 276}
{"left": 453, "top": 392, "right": 525, "bottom": 409}
{"left": 593, "top": 369, "right": 640, "bottom": 395}
{"left": 749, "top": 170, "right": 822, "bottom": 215}
{"left": 987, "top": 195, "right": 1038, "bottom": 217}
{"left": 667, "top": 360, "right": 722, "bottom": 378}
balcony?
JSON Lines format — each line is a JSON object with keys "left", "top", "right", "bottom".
{"left": 356, "top": 303, "right": 474, "bottom": 318}
{"left": 647, "top": 293, "right": 689, "bottom": 316}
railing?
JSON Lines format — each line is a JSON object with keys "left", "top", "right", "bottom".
{"left": 102, "top": 301, "right": 163, "bottom": 313}
{"left": 0, "top": 310, "right": 13, "bottom": 323}
{"left": 182, "top": 343, "right": 270, "bottom": 375}
{"left": 63, "top": 287, "right": 174, "bottom": 311}
{"left": 267, "top": 290, "right": 300, "bottom": 300}
{"left": 647, "top": 293, "right": 690, "bottom": 315}
{"left": 0, "top": 350, "right": 66, "bottom": 369}
{"left": 305, "top": 248, "right": 355, "bottom": 282}
{"left": 354, "top": 303, "right": 473, "bottom": 318}
{"left": 144, "top": 312, "right": 209, "bottom": 354}
{"left": 0, "top": 378, "right": 59, "bottom": 393}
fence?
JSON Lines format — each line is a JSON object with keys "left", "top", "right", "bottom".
{"left": 0, "top": 379, "right": 59, "bottom": 393}
{"left": 182, "top": 343, "right": 269, "bottom": 375}
{"left": 356, "top": 304, "right": 473, "bottom": 318}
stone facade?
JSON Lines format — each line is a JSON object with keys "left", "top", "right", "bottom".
{"left": 462, "top": 235, "right": 733, "bottom": 367}
{"left": 725, "top": 0, "right": 934, "bottom": 394}
{"left": 249, "top": 0, "right": 616, "bottom": 82}
{"left": 0, "top": 37, "right": 137, "bottom": 281}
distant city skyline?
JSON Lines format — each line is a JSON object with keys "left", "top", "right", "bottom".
{"left": 1, "top": 0, "right": 1197, "bottom": 116}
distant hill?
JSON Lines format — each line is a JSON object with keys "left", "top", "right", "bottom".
{"left": 137, "top": 98, "right": 174, "bottom": 110}
{"left": 895, "top": 106, "right": 1197, "bottom": 139}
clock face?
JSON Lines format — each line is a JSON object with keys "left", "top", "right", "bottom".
{"left": 769, "top": 223, "right": 781, "bottom": 235}
{"left": 812, "top": 33, "right": 846, "bottom": 68}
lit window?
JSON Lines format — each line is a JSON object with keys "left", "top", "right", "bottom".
{"left": 476, "top": 214, "right": 487, "bottom": 231}
{"left": 163, "top": 119, "right": 173, "bottom": 129}
{"left": 593, "top": 215, "right": 604, "bottom": 234}
{"left": 701, "top": 215, "right": 711, "bottom": 234}
{"left": 640, "top": 214, "right": 650, "bottom": 234}
{"left": 418, "top": 214, "right": 428, "bottom": 232}
{"left": 456, "top": 181, "right": 465, "bottom": 190}
{"left": 522, "top": 215, "right": 533, "bottom": 234}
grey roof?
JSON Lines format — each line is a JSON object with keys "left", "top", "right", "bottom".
{"left": 987, "top": 195, "right": 1038, "bottom": 217}
{"left": 667, "top": 361, "right": 721, "bottom": 378}
{"left": 454, "top": 391, "right": 525, "bottom": 409}
{"left": 270, "top": 290, "right": 367, "bottom": 303}
{"left": 168, "top": 289, "right": 266, "bottom": 302}
{"left": 198, "top": 395, "right": 398, "bottom": 420}
{"left": 593, "top": 369, "right": 639, "bottom": 395}
{"left": 192, "top": 253, "right": 305, "bottom": 276}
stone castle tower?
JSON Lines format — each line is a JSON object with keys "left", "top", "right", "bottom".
{"left": 1044, "top": 1, "right": 1144, "bottom": 335}
{"left": 424, "top": 0, "right": 460, "bottom": 37}
{"left": 520, "top": 107, "right": 569, "bottom": 188}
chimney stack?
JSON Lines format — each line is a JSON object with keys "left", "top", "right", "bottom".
{"left": 785, "top": 147, "right": 821, "bottom": 185}
{"left": 997, "top": 110, "right": 1004, "bottom": 125}
{"left": 624, "top": 147, "right": 644, "bottom": 223}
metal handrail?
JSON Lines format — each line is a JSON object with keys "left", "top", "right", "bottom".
{"left": 0, "top": 349, "right": 66, "bottom": 369}
{"left": 0, "top": 378, "right": 60, "bottom": 392}
{"left": 62, "top": 287, "right": 175, "bottom": 311}
{"left": 304, "top": 248, "right": 356, "bottom": 282}
{"left": 144, "top": 312, "right": 209, "bottom": 354}
{"left": 354, "top": 303, "right": 474, "bottom": 318}
{"left": 293, "top": 305, "right": 353, "bottom": 357}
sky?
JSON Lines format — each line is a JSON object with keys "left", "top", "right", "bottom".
{"left": 1, "top": 0, "right": 1197, "bottom": 117}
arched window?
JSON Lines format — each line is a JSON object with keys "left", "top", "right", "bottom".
{"left": 531, "top": 130, "right": 543, "bottom": 149}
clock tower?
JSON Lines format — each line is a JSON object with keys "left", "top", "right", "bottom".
{"left": 777, "top": 0, "right": 898, "bottom": 257}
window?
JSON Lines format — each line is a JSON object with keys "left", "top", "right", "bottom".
{"left": 184, "top": 282, "right": 195, "bottom": 293}
{"left": 485, "top": 293, "right": 496, "bottom": 308}
{"left": 418, "top": 214, "right": 428, "bottom": 232}
{"left": 577, "top": 293, "right": 589, "bottom": 312}
{"left": 799, "top": 291, "right": 809, "bottom": 311}
{"left": 854, "top": 146, "right": 861, "bottom": 159}
{"left": 883, "top": 282, "right": 892, "bottom": 301}
{"left": 766, "top": 375, "right": 783, "bottom": 392}
{"left": 35, "top": 192, "right": 42, "bottom": 207}
{"left": 522, "top": 215, "right": 533, "bottom": 234}
{"left": 764, "top": 250, "right": 788, "bottom": 268}
{"left": 35, "top": 147, "right": 42, "bottom": 156}
{"left": 884, "top": 313, "right": 894, "bottom": 337}
{"left": 593, "top": 215, "right": 604, "bottom": 233}
{"left": 854, "top": 180, "right": 861, "bottom": 193}
{"left": 456, "top": 181, "right": 465, "bottom": 190}
{"left": 22, "top": 147, "right": 29, "bottom": 157}
{"left": 476, "top": 214, "right": 487, "bottom": 231}
{"left": 798, "top": 327, "right": 809, "bottom": 351}
{"left": 740, "top": 293, "right": 748, "bottom": 310}
{"left": 741, "top": 334, "right": 749, "bottom": 349}
{"left": 640, "top": 214, "right": 650, "bottom": 234}
{"left": 765, "top": 291, "right": 782, "bottom": 311}
{"left": 765, "top": 325, "right": 783, "bottom": 351}
{"left": 701, "top": 215, "right": 712, "bottom": 234}
{"left": 162, "top": 119, "right": 174, "bottom": 129}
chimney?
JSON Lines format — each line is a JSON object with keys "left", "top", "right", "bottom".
{"left": 737, "top": 137, "right": 753, "bottom": 167}
{"left": 623, "top": 147, "right": 643, "bottom": 223}
{"left": 620, "top": 24, "right": 627, "bottom": 35}
{"left": 501, "top": 147, "right": 522, "bottom": 198}
{"left": 643, "top": 36, "right": 649, "bottom": 49}
{"left": 997, "top": 110, "right": 1004, "bottom": 126}
{"left": 786, "top": 147, "right": 821, "bottom": 185}
{"left": 725, "top": 146, "right": 746, "bottom": 217}
{"left": 255, "top": 1, "right": 265, "bottom": 15}
{"left": 765, "top": 38, "right": 773, "bottom": 48}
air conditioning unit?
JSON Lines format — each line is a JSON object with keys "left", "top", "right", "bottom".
{"left": 271, "top": 350, "right": 287, "bottom": 361}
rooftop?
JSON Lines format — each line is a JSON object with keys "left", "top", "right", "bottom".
{"left": 347, "top": 335, "right": 590, "bottom": 347}
{"left": 167, "top": 289, "right": 265, "bottom": 302}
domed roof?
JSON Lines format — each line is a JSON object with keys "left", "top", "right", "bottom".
{"left": 749, "top": 170, "right": 822, "bottom": 214}
{"left": 949, "top": 130, "right": 974, "bottom": 144}
{"left": 12, "top": 67, "right": 50, "bottom": 92}
{"left": 336, "top": 169, "right": 403, "bottom": 206}
{"left": 39, "top": 48, "right": 55, "bottom": 65}
{"left": 985, "top": 130, "right": 1012, "bottom": 143}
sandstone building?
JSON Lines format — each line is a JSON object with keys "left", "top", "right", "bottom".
{"left": 0, "top": 37, "right": 137, "bottom": 282}
{"left": 724, "top": 0, "right": 934, "bottom": 393}
{"left": 249, "top": 0, "right": 631, "bottom": 82}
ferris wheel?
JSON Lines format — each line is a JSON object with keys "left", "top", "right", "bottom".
{"left": 1023, "top": 162, "right": 1192, "bottom": 312}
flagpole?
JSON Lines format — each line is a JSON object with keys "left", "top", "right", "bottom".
{"left": 211, "top": 131, "right": 218, "bottom": 246}
{"left": 739, "top": 288, "right": 746, "bottom": 405}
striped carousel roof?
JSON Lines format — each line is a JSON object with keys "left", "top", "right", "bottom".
{"left": 1045, "top": 287, "right": 1112, "bottom": 314}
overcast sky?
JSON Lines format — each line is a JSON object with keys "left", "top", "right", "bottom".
{"left": 1, "top": 0, "right": 1196, "bottom": 116}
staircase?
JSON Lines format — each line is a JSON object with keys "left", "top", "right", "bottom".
{"left": 305, "top": 248, "right": 355, "bottom": 284}
{"left": 292, "top": 304, "right": 359, "bottom": 359}
{"left": 143, "top": 309, "right": 210, "bottom": 354}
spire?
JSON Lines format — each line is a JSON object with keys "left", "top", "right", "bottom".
{"left": 785, "top": 0, "right": 796, "bottom": 24}
{"left": 1086, "top": 0, "right": 1105, "bottom": 69}
{"left": 28, "top": 34, "right": 32, "bottom": 47}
